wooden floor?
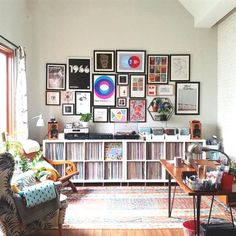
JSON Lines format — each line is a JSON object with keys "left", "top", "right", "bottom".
{"left": 29, "top": 229, "right": 184, "bottom": 236}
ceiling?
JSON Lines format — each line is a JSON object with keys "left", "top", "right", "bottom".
{"left": 178, "top": 0, "right": 236, "bottom": 28}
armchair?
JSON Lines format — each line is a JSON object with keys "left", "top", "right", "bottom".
{"left": 0, "top": 152, "right": 67, "bottom": 236}
{"left": 20, "top": 139, "right": 79, "bottom": 193}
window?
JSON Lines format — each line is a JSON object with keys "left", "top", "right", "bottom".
{"left": 0, "top": 44, "right": 14, "bottom": 135}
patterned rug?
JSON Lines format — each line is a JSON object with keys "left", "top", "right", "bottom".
{"left": 62, "top": 186, "right": 234, "bottom": 229}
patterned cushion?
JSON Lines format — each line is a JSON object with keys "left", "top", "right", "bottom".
{"left": 11, "top": 170, "right": 36, "bottom": 191}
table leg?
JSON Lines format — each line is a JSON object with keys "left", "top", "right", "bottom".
{"left": 168, "top": 172, "right": 171, "bottom": 217}
{"left": 196, "top": 195, "right": 201, "bottom": 236}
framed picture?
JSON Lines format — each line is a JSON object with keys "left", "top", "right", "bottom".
{"left": 117, "top": 74, "right": 129, "bottom": 85}
{"left": 170, "top": 54, "right": 190, "bottom": 81}
{"left": 94, "top": 50, "right": 115, "bottom": 72}
{"left": 130, "top": 74, "right": 146, "bottom": 98}
{"left": 61, "top": 91, "right": 75, "bottom": 103}
{"left": 110, "top": 108, "right": 128, "bottom": 123}
{"left": 93, "top": 74, "right": 116, "bottom": 106}
{"left": 93, "top": 107, "right": 108, "bottom": 123}
{"left": 147, "top": 54, "right": 169, "bottom": 84}
{"left": 119, "top": 85, "right": 129, "bottom": 97}
{"left": 116, "top": 50, "right": 146, "bottom": 73}
{"left": 129, "top": 99, "right": 146, "bottom": 122}
{"left": 75, "top": 91, "right": 91, "bottom": 115}
{"left": 62, "top": 103, "right": 74, "bottom": 115}
{"left": 46, "top": 63, "right": 66, "bottom": 90}
{"left": 117, "top": 97, "right": 127, "bottom": 107}
{"left": 175, "top": 82, "right": 200, "bottom": 115}
{"left": 147, "top": 84, "right": 157, "bottom": 96}
{"left": 45, "top": 91, "right": 61, "bottom": 105}
{"left": 68, "top": 57, "right": 91, "bottom": 90}
{"left": 157, "top": 84, "right": 175, "bottom": 96}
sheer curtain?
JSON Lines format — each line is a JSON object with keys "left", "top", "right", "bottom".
{"left": 15, "top": 46, "right": 28, "bottom": 140}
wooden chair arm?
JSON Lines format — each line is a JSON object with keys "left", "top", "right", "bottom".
{"left": 44, "top": 158, "right": 78, "bottom": 176}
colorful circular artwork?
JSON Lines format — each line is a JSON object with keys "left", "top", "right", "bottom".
{"left": 94, "top": 75, "right": 115, "bottom": 99}
{"left": 121, "top": 56, "right": 140, "bottom": 69}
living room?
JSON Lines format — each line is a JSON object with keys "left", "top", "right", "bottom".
{"left": 1, "top": 0, "right": 236, "bottom": 235}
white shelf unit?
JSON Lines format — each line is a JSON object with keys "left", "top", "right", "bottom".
{"left": 43, "top": 138, "right": 206, "bottom": 184}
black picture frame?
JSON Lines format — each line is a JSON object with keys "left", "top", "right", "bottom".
{"left": 129, "top": 74, "right": 146, "bottom": 98}
{"left": 94, "top": 50, "right": 115, "bottom": 72}
{"left": 116, "top": 50, "right": 146, "bottom": 73}
{"left": 67, "top": 57, "right": 91, "bottom": 90}
{"left": 117, "top": 74, "right": 129, "bottom": 85}
{"left": 62, "top": 103, "right": 74, "bottom": 115}
{"left": 147, "top": 54, "right": 169, "bottom": 84}
{"left": 75, "top": 91, "right": 91, "bottom": 115}
{"left": 117, "top": 97, "right": 127, "bottom": 107}
{"left": 93, "top": 107, "right": 108, "bottom": 123}
{"left": 175, "top": 82, "right": 200, "bottom": 115}
{"left": 46, "top": 63, "right": 66, "bottom": 90}
{"left": 109, "top": 108, "right": 128, "bottom": 123}
{"left": 45, "top": 91, "right": 61, "bottom": 106}
{"left": 170, "top": 54, "right": 190, "bottom": 81}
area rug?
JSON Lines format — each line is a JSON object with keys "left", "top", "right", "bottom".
{"left": 62, "top": 186, "right": 234, "bottom": 229}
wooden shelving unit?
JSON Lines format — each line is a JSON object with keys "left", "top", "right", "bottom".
{"left": 43, "top": 138, "right": 206, "bottom": 184}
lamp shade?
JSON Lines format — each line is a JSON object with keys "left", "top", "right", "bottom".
{"left": 31, "top": 114, "right": 45, "bottom": 127}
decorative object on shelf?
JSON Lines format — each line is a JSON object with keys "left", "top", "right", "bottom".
{"left": 175, "top": 82, "right": 200, "bottom": 115}
{"left": 147, "top": 54, "right": 169, "bottom": 84}
{"left": 79, "top": 113, "right": 92, "bottom": 127}
{"left": 94, "top": 50, "right": 115, "bottom": 72}
{"left": 45, "top": 91, "right": 61, "bottom": 106}
{"left": 75, "top": 91, "right": 91, "bottom": 115}
{"left": 46, "top": 63, "right": 66, "bottom": 90}
{"left": 189, "top": 120, "right": 202, "bottom": 139}
{"left": 170, "top": 54, "right": 190, "bottom": 81}
{"left": 148, "top": 97, "right": 174, "bottom": 121}
{"left": 48, "top": 118, "right": 59, "bottom": 140}
{"left": 109, "top": 108, "right": 128, "bottom": 123}
{"left": 130, "top": 74, "right": 146, "bottom": 98}
{"left": 116, "top": 50, "right": 146, "bottom": 73}
{"left": 93, "top": 74, "right": 116, "bottom": 106}
{"left": 62, "top": 103, "right": 74, "bottom": 115}
{"left": 67, "top": 57, "right": 92, "bottom": 90}
{"left": 129, "top": 99, "right": 146, "bottom": 122}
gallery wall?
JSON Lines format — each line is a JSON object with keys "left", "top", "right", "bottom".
{"left": 0, "top": 0, "right": 218, "bottom": 142}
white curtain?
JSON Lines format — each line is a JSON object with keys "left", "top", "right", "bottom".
{"left": 15, "top": 46, "right": 28, "bottom": 140}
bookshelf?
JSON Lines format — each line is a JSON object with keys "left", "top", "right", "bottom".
{"left": 43, "top": 138, "right": 206, "bottom": 184}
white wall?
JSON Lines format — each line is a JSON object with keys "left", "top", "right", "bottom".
{"left": 1, "top": 0, "right": 218, "bottom": 142}
{"left": 217, "top": 9, "right": 236, "bottom": 158}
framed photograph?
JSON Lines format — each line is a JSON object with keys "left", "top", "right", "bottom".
{"left": 157, "top": 84, "right": 175, "bottom": 96}
{"left": 147, "top": 54, "right": 169, "bottom": 84}
{"left": 175, "top": 82, "right": 200, "bottom": 115}
{"left": 147, "top": 84, "right": 157, "bottom": 96}
{"left": 93, "top": 74, "right": 116, "bottom": 106}
{"left": 68, "top": 57, "right": 91, "bottom": 90}
{"left": 62, "top": 103, "right": 74, "bottom": 115}
{"left": 130, "top": 74, "right": 146, "bottom": 98}
{"left": 45, "top": 91, "right": 61, "bottom": 105}
{"left": 94, "top": 50, "right": 115, "bottom": 72}
{"left": 46, "top": 63, "right": 66, "bottom": 90}
{"left": 117, "top": 98, "right": 127, "bottom": 107}
{"left": 110, "top": 108, "right": 128, "bottom": 123}
{"left": 61, "top": 91, "right": 75, "bottom": 103}
{"left": 129, "top": 99, "right": 146, "bottom": 122}
{"left": 119, "top": 85, "right": 129, "bottom": 97}
{"left": 93, "top": 107, "right": 108, "bottom": 123}
{"left": 75, "top": 91, "right": 91, "bottom": 115}
{"left": 170, "top": 54, "right": 190, "bottom": 81}
{"left": 116, "top": 50, "right": 146, "bottom": 73}
{"left": 117, "top": 74, "right": 129, "bottom": 85}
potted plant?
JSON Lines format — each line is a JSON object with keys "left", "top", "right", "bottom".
{"left": 79, "top": 113, "right": 92, "bottom": 127}
{"left": 150, "top": 98, "right": 162, "bottom": 112}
